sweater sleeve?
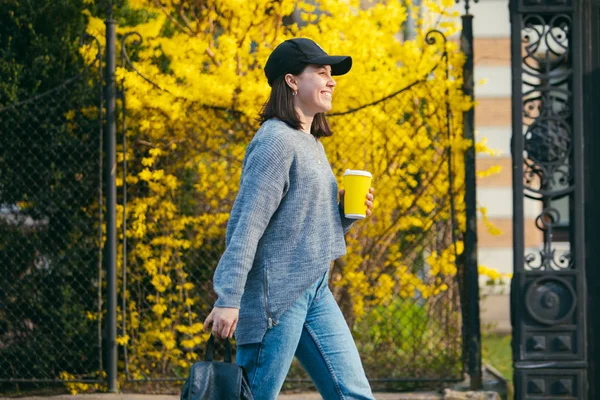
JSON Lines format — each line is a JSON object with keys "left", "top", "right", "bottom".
{"left": 212, "top": 135, "right": 292, "bottom": 309}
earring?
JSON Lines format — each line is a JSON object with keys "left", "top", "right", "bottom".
{"left": 292, "top": 90, "right": 297, "bottom": 96}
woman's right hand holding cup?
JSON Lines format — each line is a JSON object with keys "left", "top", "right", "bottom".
{"left": 203, "top": 307, "right": 239, "bottom": 339}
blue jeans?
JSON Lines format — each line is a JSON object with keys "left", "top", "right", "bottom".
{"left": 236, "top": 271, "right": 374, "bottom": 400}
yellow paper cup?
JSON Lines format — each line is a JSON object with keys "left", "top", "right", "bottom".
{"left": 343, "top": 169, "right": 372, "bottom": 219}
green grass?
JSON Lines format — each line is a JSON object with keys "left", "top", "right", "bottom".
{"left": 482, "top": 333, "right": 513, "bottom": 384}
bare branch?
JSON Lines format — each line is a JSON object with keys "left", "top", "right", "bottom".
{"left": 152, "top": 0, "right": 221, "bottom": 67}
{"left": 153, "top": 0, "right": 192, "bottom": 35}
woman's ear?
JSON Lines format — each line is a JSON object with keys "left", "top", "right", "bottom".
{"left": 284, "top": 73, "right": 298, "bottom": 92}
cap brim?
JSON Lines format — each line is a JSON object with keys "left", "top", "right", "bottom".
{"left": 307, "top": 55, "right": 352, "bottom": 76}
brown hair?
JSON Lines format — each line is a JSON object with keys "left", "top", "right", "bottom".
{"left": 258, "top": 72, "right": 333, "bottom": 138}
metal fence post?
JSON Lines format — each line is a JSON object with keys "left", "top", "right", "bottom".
{"left": 459, "top": 0, "right": 482, "bottom": 390}
{"left": 104, "top": 1, "right": 118, "bottom": 392}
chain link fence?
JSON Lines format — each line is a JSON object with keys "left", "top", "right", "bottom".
{"left": 0, "top": 59, "right": 104, "bottom": 387}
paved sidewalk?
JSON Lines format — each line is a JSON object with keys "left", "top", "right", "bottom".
{"left": 0, "top": 392, "right": 442, "bottom": 400}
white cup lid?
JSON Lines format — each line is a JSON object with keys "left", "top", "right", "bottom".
{"left": 343, "top": 169, "right": 372, "bottom": 178}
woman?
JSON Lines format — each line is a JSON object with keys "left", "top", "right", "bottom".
{"left": 203, "top": 38, "right": 375, "bottom": 400}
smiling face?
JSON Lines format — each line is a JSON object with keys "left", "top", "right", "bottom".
{"left": 286, "top": 64, "right": 336, "bottom": 117}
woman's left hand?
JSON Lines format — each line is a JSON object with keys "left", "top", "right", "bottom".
{"left": 365, "top": 187, "right": 375, "bottom": 217}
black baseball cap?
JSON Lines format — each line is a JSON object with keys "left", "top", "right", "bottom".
{"left": 264, "top": 38, "right": 352, "bottom": 87}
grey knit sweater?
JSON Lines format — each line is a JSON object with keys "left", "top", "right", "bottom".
{"left": 212, "top": 118, "right": 355, "bottom": 345}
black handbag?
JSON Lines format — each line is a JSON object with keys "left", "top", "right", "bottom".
{"left": 180, "top": 334, "right": 253, "bottom": 400}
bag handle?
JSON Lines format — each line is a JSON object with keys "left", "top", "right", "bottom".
{"left": 205, "top": 334, "right": 232, "bottom": 363}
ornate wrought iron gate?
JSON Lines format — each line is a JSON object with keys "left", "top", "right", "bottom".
{"left": 509, "top": 0, "right": 588, "bottom": 398}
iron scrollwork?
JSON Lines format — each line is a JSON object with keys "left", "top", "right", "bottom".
{"left": 522, "top": 13, "right": 572, "bottom": 200}
{"left": 525, "top": 207, "right": 572, "bottom": 270}
{"left": 520, "top": 13, "right": 572, "bottom": 271}
{"left": 120, "top": 32, "right": 166, "bottom": 91}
